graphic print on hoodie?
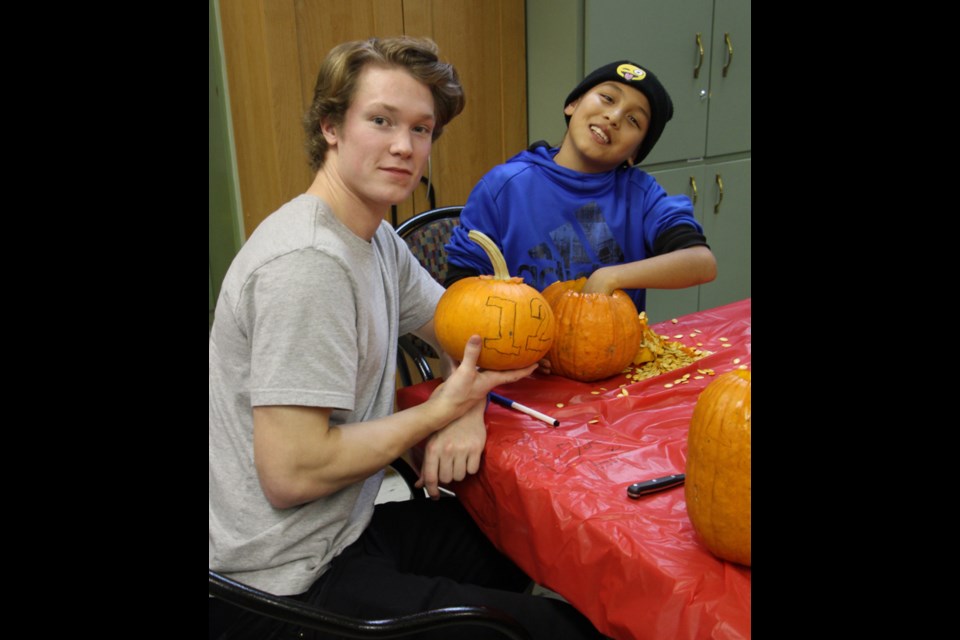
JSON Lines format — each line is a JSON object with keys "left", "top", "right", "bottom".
{"left": 444, "top": 144, "right": 703, "bottom": 311}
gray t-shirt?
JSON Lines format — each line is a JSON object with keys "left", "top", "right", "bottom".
{"left": 209, "top": 194, "right": 442, "bottom": 594}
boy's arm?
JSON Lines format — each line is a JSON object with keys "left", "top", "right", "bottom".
{"left": 582, "top": 245, "right": 717, "bottom": 295}
{"left": 254, "top": 337, "right": 538, "bottom": 505}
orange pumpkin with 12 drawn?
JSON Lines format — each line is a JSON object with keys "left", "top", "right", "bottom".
{"left": 540, "top": 277, "right": 643, "bottom": 382}
{"left": 434, "top": 230, "right": 555, "bottom": 370}
{"left": 685, "top": 369, "right": 751, "bottom": 566}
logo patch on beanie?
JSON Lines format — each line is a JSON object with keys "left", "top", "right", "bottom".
{"left": 616, "top": 64, "right": 646, "bottom": 82}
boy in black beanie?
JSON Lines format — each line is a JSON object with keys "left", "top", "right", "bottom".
{"left": 444, "top": 59, "right": 717, "bottom": 319}
{"left": 561, "top": 60, "right": 674, "bottom": 168}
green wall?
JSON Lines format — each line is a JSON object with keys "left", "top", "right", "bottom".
{"left": 209, "top": 0, "right": 243, "bottom": 331}
{"left": 526, "top": 0, "right": 584, "bottom": 148}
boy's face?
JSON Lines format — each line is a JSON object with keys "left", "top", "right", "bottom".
{"left": 558, "top": 82, "right": 651, "bottom": 173}
{"left": 322, "top": 65, "right": 436, "bottom": 207}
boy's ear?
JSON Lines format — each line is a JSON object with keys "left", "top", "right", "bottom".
{"left": 320, "top": 117, "right": 339, "bottom": 146}
{"left": 563, "top": 100, "right": 579, "bottom": 117}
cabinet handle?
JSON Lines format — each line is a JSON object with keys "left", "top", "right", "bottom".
{"left": 689, "top": 176, "right": 698, "bottom": 205}
{"left": 713, "top": 174, "right": 724, "bottom": 214}
{"left": 722, "top": 33, "right": 733, "bottom": 77}
{"left": 694, "top": 33, "right": 704, "bottom": 78}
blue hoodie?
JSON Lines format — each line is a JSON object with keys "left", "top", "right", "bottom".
{"left": 444, "top": 145, "right": 703, "bottom": 311}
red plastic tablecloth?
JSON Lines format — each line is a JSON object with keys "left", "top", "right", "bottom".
{"left": 397, "top": 299, "right": 751, "bottom": 640}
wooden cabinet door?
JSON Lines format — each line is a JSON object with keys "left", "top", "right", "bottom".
{"left": 401, "top": 0, "right": 527, "bottom": 225}
{"left": 219, "top": 0, "right": 406, "bottom": 237}
{"left": 218, "top": 0, "right": 526, "bottom": 237}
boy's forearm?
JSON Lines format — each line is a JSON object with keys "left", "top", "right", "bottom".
{"left": 586, "top": 246, "right": 718, "bottom": 294}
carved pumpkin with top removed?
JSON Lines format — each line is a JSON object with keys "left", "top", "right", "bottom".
{"left": 541, "top": 277, "right": 643, "bottom": 382}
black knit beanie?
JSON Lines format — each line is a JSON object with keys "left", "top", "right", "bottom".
{"left": 564, "top": 61, "right": 673, "bottom": 165}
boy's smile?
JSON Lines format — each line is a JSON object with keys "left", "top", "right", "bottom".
{"left": 555, "top": 81, "right": 651, "bottom": 173}
{"left": 589, "top": 124, "right": 610, "bottom": 144}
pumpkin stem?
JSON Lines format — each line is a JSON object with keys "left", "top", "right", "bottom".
{"left": 468, "top": 230, "right": 511, "bottom": 280}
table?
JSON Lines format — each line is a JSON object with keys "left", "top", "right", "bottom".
{"left": 397, "top": 299, "right": 751, "bottom": 640}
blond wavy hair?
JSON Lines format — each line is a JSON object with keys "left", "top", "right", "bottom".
{"left": 303, "top": 36, "right": 465, "bottom": 172}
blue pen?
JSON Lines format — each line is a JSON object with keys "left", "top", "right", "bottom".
{"left": 488, "top": 392, "right": 560, "bottom": 427}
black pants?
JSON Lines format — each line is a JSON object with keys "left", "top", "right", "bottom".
{"left": 210, "top": 498, "right": 606, "bottom": 639}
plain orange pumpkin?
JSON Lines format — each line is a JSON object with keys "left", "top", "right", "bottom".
{"left": 541, "top": 278, "right": 643, "bottom": 382}
{"left": 434, "top": 230, "right": 555, "bottom": 370}
{"left": 685, "top": 369, "right": 751, "bottom": 566}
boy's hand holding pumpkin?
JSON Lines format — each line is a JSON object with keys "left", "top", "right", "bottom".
{"left": 419, "top": 335, "right": 538, "bottom": 498}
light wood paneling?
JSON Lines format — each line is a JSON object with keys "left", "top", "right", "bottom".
{"left": 297, "top": 1, "right": 412, "bottom": 222}
{"left": 295, "top": 1, "right": 406, "bottom": 111}
{"left": 220, "top": 0, "right": 287, "bottom": 238}
{"left": 219, "top": 0, "right": 526, "bottom": 236}
{"left": 404, "top": 0, "right": 527, "bottom": 223}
